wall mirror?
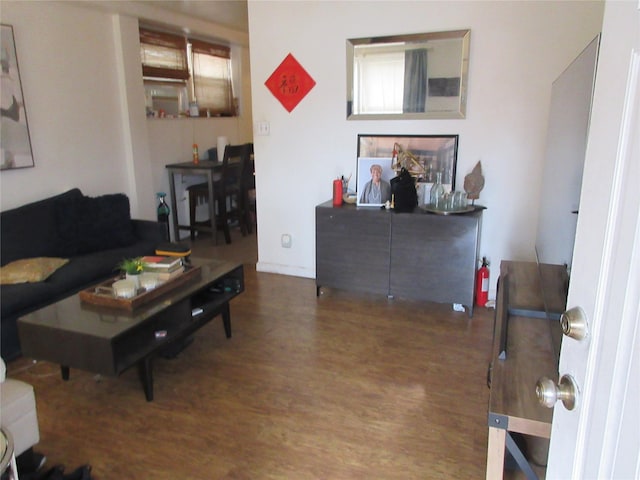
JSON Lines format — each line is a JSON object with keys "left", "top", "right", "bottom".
{"left": 347, "top": 30, "right": 470, "bottom": 120}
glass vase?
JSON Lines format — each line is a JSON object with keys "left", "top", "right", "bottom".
{"left": 430, "top": 172, "right": 445, "bottom": 209}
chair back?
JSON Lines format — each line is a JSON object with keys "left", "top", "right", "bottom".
{"left": 220, "top": 144, "right": 246, "bottom": 192}
{"left": 240, "top": 143, "right": 255, "bottom": 192}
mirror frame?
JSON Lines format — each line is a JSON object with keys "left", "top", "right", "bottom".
{"left": 347, "top": 29, "right": 470, "bottom": 120}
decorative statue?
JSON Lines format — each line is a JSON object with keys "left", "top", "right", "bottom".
{"left": 464, "top": 161, "right": 485, "bottom": 204}
{"left": 391, "top": 143, "right": 425, "bottom": 178}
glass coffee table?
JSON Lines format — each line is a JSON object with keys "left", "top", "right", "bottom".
{"left": 17, "top": 258, "right": 244, "bottom": 401}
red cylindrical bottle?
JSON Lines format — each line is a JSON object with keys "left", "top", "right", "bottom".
{"left": 333, "top": 179, "right": 343, "bottom": 206}
{"left": 476, "top": 257, "right": 490, "bottom": 307}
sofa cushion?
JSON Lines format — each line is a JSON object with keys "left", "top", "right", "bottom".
{"left": 56, "top": 193, "right": 136, "bottom": 254}
{"left": 0, "top": 257, "right": 69, "bottom": 285}
{"left": 0, "top": 188, "right": 83, "bottom": 265}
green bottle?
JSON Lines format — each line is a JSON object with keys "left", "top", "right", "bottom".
{"left": 157, "top": 192, "right": 170, "bottom": 240}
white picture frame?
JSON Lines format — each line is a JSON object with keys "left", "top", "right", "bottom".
{"left": 356, "top": 157, "right": 394, "bottom": 206}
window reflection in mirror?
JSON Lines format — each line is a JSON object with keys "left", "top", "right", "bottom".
{"left": 347, "top": 30, "right": 470, "bottom": 119}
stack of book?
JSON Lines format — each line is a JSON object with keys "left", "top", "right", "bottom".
{"left": 141, "top": 256, "right": 184, "bottom": 282}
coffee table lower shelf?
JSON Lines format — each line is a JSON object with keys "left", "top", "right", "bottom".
{"left": 18, "top": 259, "right": 244, "bottom": 401}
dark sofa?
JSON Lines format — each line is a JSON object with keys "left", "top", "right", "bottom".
{"left": 1, "top": 188, "right": 168, "bottom": 361}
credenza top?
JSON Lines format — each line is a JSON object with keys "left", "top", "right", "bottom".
{"left": 316, "top": 200, "right": 485, "bottom": 217}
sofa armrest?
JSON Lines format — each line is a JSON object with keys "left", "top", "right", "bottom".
{"left": 132, "top": 219, "right": 168, "bottom": 243}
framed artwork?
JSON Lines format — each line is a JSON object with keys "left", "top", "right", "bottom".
{"left": 1, "top": 24, "right": 34, "bottom": 170}
{"left": 357, "top": 134, "right": 458, "bottom": 190}
{"left": 356, "top": 157, "right": 394, "bottom": 206}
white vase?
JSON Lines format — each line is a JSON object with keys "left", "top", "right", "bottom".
{"left": 125, "top": 273, "right": 140, "bottom": 291}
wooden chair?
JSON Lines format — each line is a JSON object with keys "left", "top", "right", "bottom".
{"left": 240, "top": 143, "right": 255, "bottom": 234}
{"left": 187, "top": 144, "right": 249, "bottom": 244}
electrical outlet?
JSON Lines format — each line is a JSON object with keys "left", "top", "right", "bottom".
{"left": 256, "top": 121, "right": 270, "bottom": 136}
{"left": 281, "top": 234, "right": 292, "bottom": 248}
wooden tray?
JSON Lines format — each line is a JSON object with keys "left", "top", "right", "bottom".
{"left": 79, "top": 265, "right": 202, "bottom": 311}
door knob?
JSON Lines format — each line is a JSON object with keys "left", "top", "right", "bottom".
{"left": 536, "top": 374, "right": 579, "bottom": 410}
{"left": 560, "top": 306, "right": 588, "bottom": 340}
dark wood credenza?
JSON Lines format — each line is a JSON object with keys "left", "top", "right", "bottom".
{"left": 315, "top": 201, "right": 483, "bottom": 316}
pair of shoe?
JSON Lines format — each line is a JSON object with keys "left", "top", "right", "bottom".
{"left": 13, "top": 449, "right": 46, "bottom": 478}
{"left": 32, "top": 452, "right": 47, "bottom": 472}
{"left": 32, "top": 464, "right": 92, "bottom": 480}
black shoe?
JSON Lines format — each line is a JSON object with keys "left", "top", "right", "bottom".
{"left": 35, "top": 465, "right": 65, "bottom": 480}
{"left": 16, "top": 448, "right": 47, "bottom": 474}
{"left": 33, "top": 452, "right": 47, "bottom": 472}
{"left": 62, "top": 465, "right": 92, "bottom": 480}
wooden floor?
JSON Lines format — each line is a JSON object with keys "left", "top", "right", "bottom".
{"left": 7, "top": 228, "right": 500, "bottom": 479}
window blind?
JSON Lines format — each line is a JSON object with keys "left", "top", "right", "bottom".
{"left": 140, "top": 28, "right": 189, "bottom": 80}
{"left": 191, "top": 40, "right": 234, "bottom": 116}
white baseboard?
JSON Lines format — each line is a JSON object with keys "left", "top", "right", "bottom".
{"left": 255, "top": 261, "right": 315, "bottom": 279}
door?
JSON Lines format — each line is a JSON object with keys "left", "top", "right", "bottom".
{"left": 546, "top": 1, "right": 640, "bottom": 478}
{"left": 315, "top": 204, "right": 391, "bottom": 296}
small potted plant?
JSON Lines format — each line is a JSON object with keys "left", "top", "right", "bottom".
{"left": 117, "top": 257, "right": 145, "bottom": 289}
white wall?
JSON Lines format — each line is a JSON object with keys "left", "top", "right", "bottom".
{"left": 248, "top": 0, "right": 604, "bottom": 296}
{"left": 0, "top": 1, "right": 130, "bottom": 209}
{"left": 1, "top": 0, "right": 604, "bottom": 299}
{"left": 0, "top": 1, "right": 252, "bottom": 223}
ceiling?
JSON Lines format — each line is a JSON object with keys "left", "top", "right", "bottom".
{"left": 138, "top": 0, "right": 249, "bottom": 33}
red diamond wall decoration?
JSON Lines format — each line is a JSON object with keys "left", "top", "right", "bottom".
{"left": 265, "top": 53, "right": 316, "bottom": 113}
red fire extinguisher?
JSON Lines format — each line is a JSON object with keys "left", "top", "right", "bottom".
{"left": 476, "top": 257, "right": 490, "bottom": 307}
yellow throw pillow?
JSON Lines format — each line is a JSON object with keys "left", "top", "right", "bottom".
{"left": 0, "top": 257, "right": 69, "bottom": 285}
